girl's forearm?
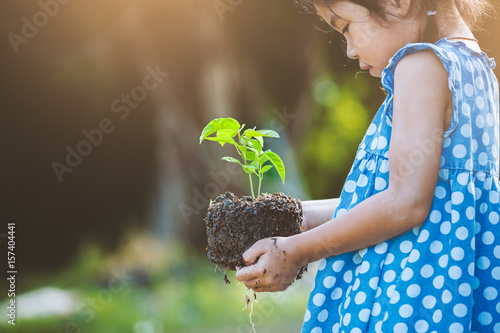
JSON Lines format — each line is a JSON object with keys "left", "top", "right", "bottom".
{"left": 293, "top": 189, "right": 429, "bottom": 265}
{"left": 302, "top": 198, "right": 340, "bottom": 230}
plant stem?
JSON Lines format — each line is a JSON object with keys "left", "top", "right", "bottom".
{"left": 248, "top": 173, "right": 256, "bottom": 198}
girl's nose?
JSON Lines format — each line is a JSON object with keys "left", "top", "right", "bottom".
{"left": 346, "top": 43, "right": 358, "bottom": 60}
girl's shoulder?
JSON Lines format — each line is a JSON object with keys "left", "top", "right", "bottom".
{"left": 381, "top": 38, "right": 496, "bottom": 93}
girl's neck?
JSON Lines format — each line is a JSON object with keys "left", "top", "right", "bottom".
{"left": 434, "top": 4, "right": 480, "bottom": 50}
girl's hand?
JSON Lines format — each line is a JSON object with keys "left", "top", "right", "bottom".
{"left": 235, "top": 236, "right": 305, "bottom": 292}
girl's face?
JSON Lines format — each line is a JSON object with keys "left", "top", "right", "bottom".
{"left": 315, "top": 1, "right": 425, "bottom": 77}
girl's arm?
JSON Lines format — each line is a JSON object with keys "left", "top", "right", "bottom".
{"left": 236, "top": 50, "right": 452, "bottom": 291}
{"left": 302, "top": 198, "right": 340, "bottom": 230}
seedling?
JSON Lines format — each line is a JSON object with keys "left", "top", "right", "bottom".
{"left": 199, "top": 117, "right": 286, "bottom": 198}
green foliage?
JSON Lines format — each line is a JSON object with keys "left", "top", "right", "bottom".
{"left": 200, "top": 117, "right": 285, "bottom": 198}
{"left": 4, "top": 238, "right": 310, "bottom": 333}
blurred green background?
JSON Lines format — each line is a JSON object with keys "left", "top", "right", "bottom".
{"left": 0, "top": 0, "right": 498, "bottom": 332}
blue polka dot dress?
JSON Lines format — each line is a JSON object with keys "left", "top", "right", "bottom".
{"left": 301, "top": 38, "right": 500, "bottom": 333}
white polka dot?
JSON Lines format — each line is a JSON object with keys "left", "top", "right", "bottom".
{"left": 435, "top": 186, "right": 447, "bottom": 199}
{"left": 449, "top": 323, "right": 463, "bottom": 332}
{"left": 369, "top": 277, "right": 379, "bottom": 290}
{"left": 380, "top": 160, "right": 389, "bottom": 173}
{"left": 452, "top": 210, "right": 460, "bottom": 223}
{"left": 370, "top": 138, "right": 379, "bottom": 150}
{"left": 378, "top": 136, "right": 388, "bottom": 150}
{"left": 453, "top": 145, "right": 467, "bottom": 158}
{"left": 456, "top": 227, "right": 469, "bottom": 240}
{"left": 459, "top": 283, "right": 472, "bottom": 297}
{"left": 449, "top": 266, "right": 462, "bottom": 280}
{"left": 466, "top": 60, "right": 474, "bottom": 72}
{"left": 323, "top": 276, "right": 336, "bottom": 289}
{"left": 433, "top": 309, "right": 442, "bottom": 323}
{"left": 366, "top": 123, "right": 377, "bottom": 135}
{"left": 451, "top": 247, "right": 465, "bottom": 261}
{"left": 475, "top": 76, "right": 485, "bottom": 90}
{"left": 304, "top": 309, "right": 311, "bottom": 322}
{"left": 483, "top": 231, "right": 495, "bottom": 245}
{"left": 442, "top": 289, "right": 452, "bottom": 304}
{"left": 418, "top": 230, "right": 429, "bottom": 243}
{"left": 331, "top": 287, "right": 342, "bottom": 300}
{"left": 490, "top": 191, "right": 499, "bottom": 204}
{"left": 400, "top": 241, "right": 412, "bottom": 254}
{"left": 492, "top": 267, "right": 500, "bottom": 280}
{"left": 421, "top": 265, "right": 434, "bottom": 278}
{"left": 357, "top": 174, "right": 368, "bottom": 187}
{"left": 479, "top": 312, "right": 493, "bottom": 325}
{"left": 440, "top": 221, "right": 451, "bottom": 235}
{"left": 476, "top": 96, "right": 485, "bottom": 110}
{"left": 423, "top": 295, "right": 436, "bottom": 309}
{"left": 402, "top": 267, "right": 413, "bottom": 281}
{"left": 457, "top": 173, "right": 469, "bottom": 185}
{"left": 472, "top": 139, "right": 478, "bottom": 153}
{"left": 344, "top": 270, "right": 353, "bottom": 283}
{"left": 352, "top": 253, "right": 362, "bottom": 264}
{"left": 343, "top": 312, "right": 351, "bottom": 326}
{"left": 429, "top": 210, "right": 442, "bottom": 223}
{"left": 332, "top": 260, "right": 345, "bottom": 272}
{"left": 344, "top": 180, "right": 356, "bottom": 193}
{"left": 384, "top": 270, "right": 396, "bottom": 283}
{"left": 478, "top": 256, "right": 491, "bottom": 270}
{"left": 462, "top": 103, "right": 471, "bottom": 116}
{"left": 430, "top": 240, "right": 443, "bottom": 254}
{"left": 466, "top": 206, "right": 475, "bottom": 220}
{"left": 460, "top": 124, "right": 471, "bottom": 138}
{"left": 476, "top": 115, "right": 485, "bottom": 128}
{"left": 399, "top": 304, "right": 413, "bottom": 318}
{"left": 332, "top": 323, "right": 339, "bottom": 333}
{"left": 355, "top": 292, "right": 366, "bottom": 305}
{"left": 394, "top": 323, "right": 408, "bottom": 333}
{"left": 483, "top": 132, "right": 491, "bottom": 146}
{"left": 495, "top": 246, "right": 500, "bottom": 259}
{"left": 375, "top": 177, "right": 387, "bottom": 191}
{"left": 469, "top": 262, "right": 475, "bottom": 276}
{"left": 375, "top": 321, "right": 382, "bottom": 332}
{"left": 415, "top": 320, "right": 429, "bottom": 333}
{"left": 439, "top": 254, "right": 449, "bottom": 268}
{"left": 372, "top": 302, "right": 381, "bottom": 316}
{"left": 487, "top": 113, "right": 494, "bottom": 127}
{"left": 311, "top": 327, "right": 322, "bottom": 333}
{"left": 360, "top": 261, "right": 370, "bottom": 274}
{"left": 375, "top": 242, "right": 388, "bottom": 254}
{"left": 464, "top": 83, "right": 474, "bottom": 96}
{"left": 479, "top": 152, "right": 488, "bottom": 166}
{"left": 433, "top": 275, "right": 444, "bottom": 289}
{"left": 451, "top": 192, "right": 464, "bottom": 205}
{"left": 484, "top": 287, "right": 498, "bottom": 300}
{"left": 313, "top": 293, "right": 326, "bottom": 306}
{"left": 407, "top": 284, "right": 421, "bottom": 298}
{"left": 318, "top": 259, "right": 327, "bottom": 271}
{"left": 359, "top": 308, "right": 370, "bottom": 322}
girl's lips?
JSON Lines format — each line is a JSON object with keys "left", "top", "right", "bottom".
{"left": 360, "top": 66, "right": 372, "bottom": 70}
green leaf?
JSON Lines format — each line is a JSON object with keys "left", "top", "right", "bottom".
{"left": 199, "top": 118, "right": 240, "bottom": 144}
{"left": 242, "top": 165, "right": 256, "bottom": 175}
{"left": 204, "top": 136, "right": 237, "bottom": 147}
{"left": 217, "top": 129, "right": 238, "bottom": 138}
{"left": 244, "top": 150, "right": 257, "bottom": 161}
{"left": 221, "top": 156, "right": 240, "bottom": 164}
{"left": 243, "top": 129, "right": 280, "bottom": 139}
{"left": 261, "top": 165, "right": 273, "bottom": 174}
{"left": 248, "top": 139, "right": 262, "bottom": 154}
{"left": 262, "top": 151, "right": 286, "bottom": 183}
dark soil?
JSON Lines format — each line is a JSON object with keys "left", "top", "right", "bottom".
{"left": 204, "top": 191, "right": 307, "bottom": 281}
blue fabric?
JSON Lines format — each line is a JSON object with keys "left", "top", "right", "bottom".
{"left": 301, "top": 38, "right": 500, "bottom": 333}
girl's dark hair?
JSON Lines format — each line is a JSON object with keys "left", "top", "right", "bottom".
{"left": 295, "top": 0, "right": 493, "bottom": 33}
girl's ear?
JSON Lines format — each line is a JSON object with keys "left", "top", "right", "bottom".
{"left": 388, "top": 0, "right": 413, "bottom": 17}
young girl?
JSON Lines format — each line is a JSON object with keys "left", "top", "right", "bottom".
{"left": 236, "top": 0, "right": 500, "bottom": 331}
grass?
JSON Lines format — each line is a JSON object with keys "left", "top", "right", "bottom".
{"left": 1, "top": 232, "right": 314, "bottom": 333}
